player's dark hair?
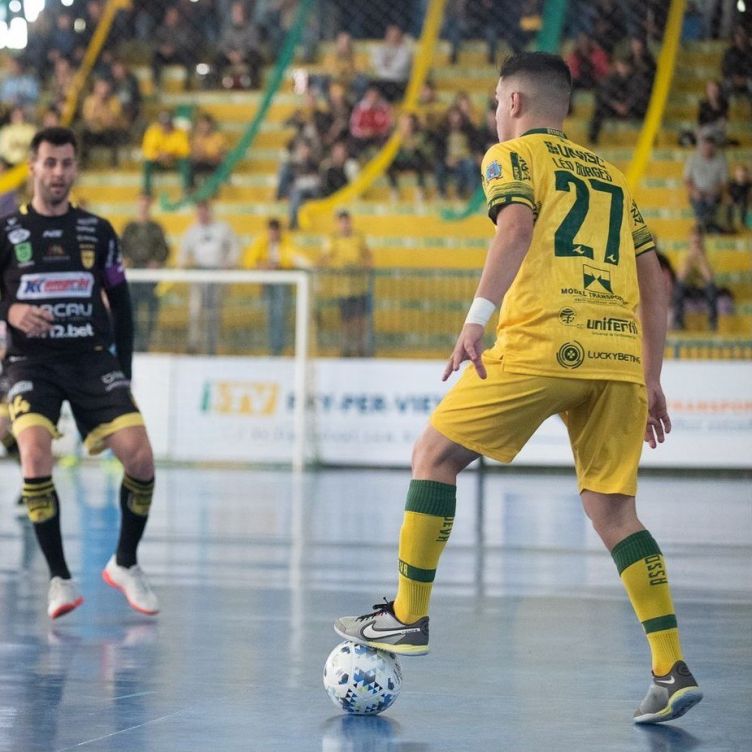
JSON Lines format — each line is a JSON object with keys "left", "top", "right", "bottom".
{"left": 268, "top": 218, "right": 281, "bottom": 230}
{"left": 499, "top": 52, "right": 572, "bottom": 93}
{"left": 30, "top": 127, "right": 78, "bottom": 157}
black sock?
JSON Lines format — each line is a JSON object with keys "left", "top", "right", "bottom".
{"left": 23, "top": 476, "right": 70, "bottom": 580}
{"left": 116, "top": 474, "right": 154, "bottom": 568}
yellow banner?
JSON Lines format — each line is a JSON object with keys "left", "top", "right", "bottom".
{"left": 298, "top": 0, "right": 447, "bottom": 230}
{"left": 0, "top": 0, "right": 130, "bottom": 196}
{"left": 626, "top": 0, "right": 686, "bottom": 192}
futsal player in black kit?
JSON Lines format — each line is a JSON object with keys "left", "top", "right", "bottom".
{"left": 0, "top": 127, "right": 159, "bottom": 618}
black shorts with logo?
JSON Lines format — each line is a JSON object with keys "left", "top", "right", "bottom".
{"left": 5, "top": 348, "right": 143, "bottom": 454}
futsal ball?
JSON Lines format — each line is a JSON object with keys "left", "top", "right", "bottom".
{"left": 323, "top": 641, "right": 402, "bottom": 715}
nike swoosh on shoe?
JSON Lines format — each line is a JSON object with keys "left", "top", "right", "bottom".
{"left": 361, "top": 623, "right": 420, "bottom": 640}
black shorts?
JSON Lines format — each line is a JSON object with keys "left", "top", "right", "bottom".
{"left": 5, "top": 349, "right": 144, "bottom": 454}
{"left": 338, "top": 295, "right": 369, "bottom": 320}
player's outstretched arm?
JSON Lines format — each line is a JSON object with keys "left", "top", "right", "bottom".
{"left": 636, "top": 250, "right": 671, "bottom": 448}
{"left": 442, "top": 203, "right": 534, "bottom": 382}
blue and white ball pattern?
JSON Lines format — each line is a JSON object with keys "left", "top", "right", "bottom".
{"left": 323, "top": 641, "right": 402, "bottom": 715}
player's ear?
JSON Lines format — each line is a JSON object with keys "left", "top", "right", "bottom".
{"left": 510, "top": 90, "right": 523, "bottom": 118}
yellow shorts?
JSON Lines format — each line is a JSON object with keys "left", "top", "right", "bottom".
{"left": 430, "top": 356, "right": 647, "bottom": 496}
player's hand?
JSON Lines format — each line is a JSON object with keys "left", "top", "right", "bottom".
{"left": 8, "top": 304, "right": 54, "bottom": 337}
{"left": 644, "top": 382, "right": 671, "bottom": 449}
{"left": 442, "top": 323, "right": 486, "bottom": 381}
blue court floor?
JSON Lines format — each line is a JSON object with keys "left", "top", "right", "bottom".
{"left": 0, "top": 462, "right": 750, "bottom": 751}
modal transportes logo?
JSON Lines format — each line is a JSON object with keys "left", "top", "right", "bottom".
{"left": 557, "top": 341, "right": 584, "bottom": 369}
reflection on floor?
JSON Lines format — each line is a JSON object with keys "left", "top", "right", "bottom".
{"left": 1, "top": 463, "right": 750, "bottom": 751}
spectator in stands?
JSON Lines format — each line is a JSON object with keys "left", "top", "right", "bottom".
{"left": 48, "top": 12, "right": 77, "bottom": 62}
{"left": 566, "top": 33, "right": 610, "bottom": 91}
{"left": 320, "top": 140, "right": 358, "bottom": 197}
{"left": 415, "top": 79, "right": 443, "bottom": 136}
{"left": 80, "top": 77, "right": 128, "bottom": 167}
{"left": 434, "top": 106, "right": 478, "bottom": 199}
{"left": 452, "top": 91, "right": 479, "bottom": 129}
{"left": 721, "top": 29, "right": 752, "bottom": 100}
{"left": 696, "top": 79, "right": 729, "bottom": 145}
{"left": 319, "top": 31, "right": 366, "bottom": 99}
{"left": 49, "top": 57, "right": 75, "bottom": 112}
{"left": 41, "top": 107, "right": 61, "bottom": 128}
{"left": 349, "top": 86, "right": 393, "bottom": 155}
{"left": 320, "top": 83, "right": 353, "bottom": 150}
{"left": 189, "top": 112, "right": 227, "bottom": 188}
{"left": 625, "top": 36, "right": 656, "bottom": 84}
{"left": 178, "top": 200, "right": 240, "bottom": 354}
{"left": 141, "top": 109, "right": 191, "bottom": 196}
{"left": 319, "top": 209, "right": 373, "bottom": 358}
{"left": 370, "top": 24, "right": 413, "bottom": 102}
{"left": 588, "top": 58, "right": 648, "bottom": 145}
{"left": 387, "top": 114, "right": 430, "bottom": 203}
{"left": 286, "top": 91, "right": 329, "bottom": 154}
{"left": 728, "top": 164, "right": 751, "bottom": 232}
{"left": 120, "top": 195, "right": 170, "bottom": 352}
{"left": 216, "top": 1, "right": 265, "bottom": 90}
{"left": 591, "top": 0, "right": 627, "bottom": 54}
{"left": 0, "top": 57, "right": 40, "bottom": 109}
{"left": 684, "top": 134, "right": 729, "bottom": 233}
{"left": 243, "top": 218, "right": 302, "bottom": 355}
{"left": 673, "top": 225, "right": 718, "bottom": 331}
{"left": 287, "top": 139, "right": 322, "bottom": 229}
{"left": 0, "top": 107, "right": 36, "bottom": 166}
{"left": 152, "top": 5, "right": 197, "bottom": 90}
{"left": 111, "top": 59, "right": 142, "bottom": 125}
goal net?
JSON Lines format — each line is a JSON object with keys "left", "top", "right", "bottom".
{"left": 125, "top": 268, "right": 312, "bottom": 471}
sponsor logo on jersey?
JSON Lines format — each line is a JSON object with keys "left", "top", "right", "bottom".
{"left": 587, "top": 350, "right": 640, "bottom": 363}
{"left": 556, "top": 341, "right": 584, "bottom": 369}
{"left": 485, "top": 160, "right": 502, "bottom": 181}
{"left": 42, "top": 229, "right": 64, "bottom": 239}
{"left": 80, "top": 245, "right": 95, "bottom": 269}
{"left": 583, "top": 264, "right": 612, "bottom": 293}
{"left": 39, "top": 302, "right": 93, "bottom": 318}
{"left": 559, "top": 307, "right": 576, "bottom": 324}
{"left": 30, "top": 323, "right": 95, "bottom": 339}
{"left": 76, "top": 216, "right": 99, "bottom": 226}
{"left": 586, "top": 317, "right": 638, "bottom": 335}
{"left": 18, "top": 272, "right": 94, "bottom": 300}
{"left": 14, "top": 242, "right": 32, "bottom": 264}
{"left": 8, "top": 228, "right": 30, "bottom": 244}
{"left": 44, "top": 244, "right": 69, "bottom": 262}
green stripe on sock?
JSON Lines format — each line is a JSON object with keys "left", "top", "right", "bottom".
{"left": 611, "top": 530, "right": 661, "bottom": 575}
{"left": 405, "top": 480, "right": 456, "bottom": 517}
{"left": 123, "top": 475, "right": 155, "bottom": 493}
{"left": 399, "top": 559, "right": 436, "bottom": 583}
{"left": 642, "top": 614, "right": 678, "bottom": 634}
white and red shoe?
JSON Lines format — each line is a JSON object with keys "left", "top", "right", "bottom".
{"left": 102, "top": 556, "right": 159, "bottom": 615}
{"left": 47, "top": 577, "right": 84, "bottom": 619}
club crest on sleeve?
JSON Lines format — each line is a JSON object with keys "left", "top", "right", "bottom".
{"left": 485, "top": 160, "right": 502, "bottom": 181}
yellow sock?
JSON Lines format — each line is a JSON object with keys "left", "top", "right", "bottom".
{"left": 612, "top": 530, "right": 684, "bottom": 675}
{"left": 393, "top": 480, "right": 456, "bottom": 625}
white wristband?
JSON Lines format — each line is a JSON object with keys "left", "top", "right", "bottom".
{"left": 464, "top": 297, "right": 496, "bottom": 327}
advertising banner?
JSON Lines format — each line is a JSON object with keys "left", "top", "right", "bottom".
{"left": 131, "top": 356, "right": 752, "bottom": 469}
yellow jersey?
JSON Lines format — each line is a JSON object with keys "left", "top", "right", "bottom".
{"left": 320, "top": 232, "right": 372, "bottom": 298}
{"left": 480, "top": 128, "right": 655, "bottom": 384}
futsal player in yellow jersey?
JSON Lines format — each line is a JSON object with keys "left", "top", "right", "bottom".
{"left": 335, "top": 52, "right": 702, "bottom": 724}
